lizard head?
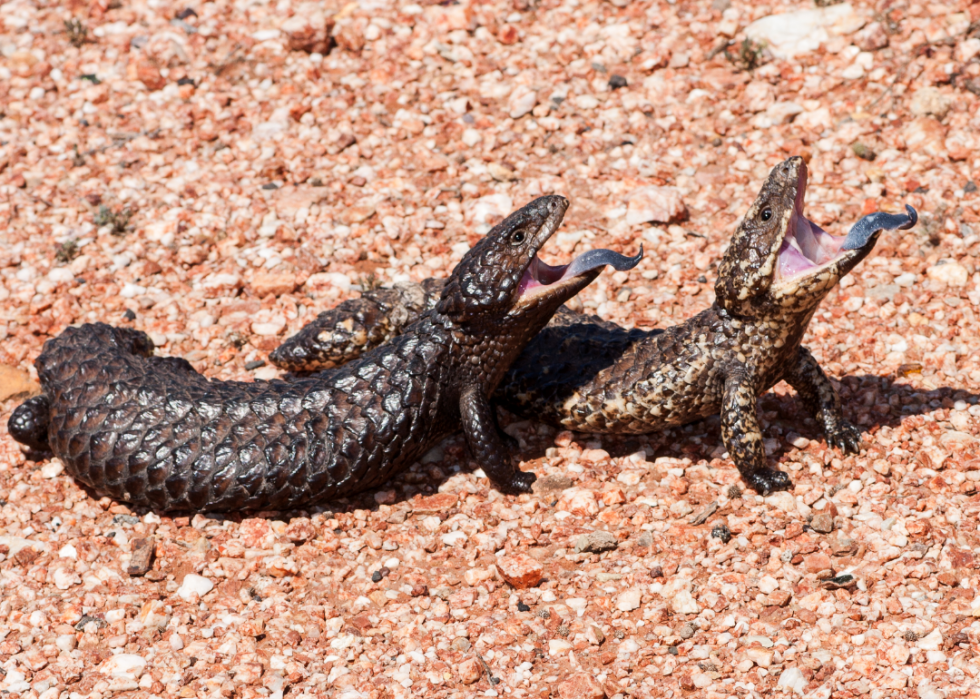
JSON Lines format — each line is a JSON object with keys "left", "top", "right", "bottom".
{"left": 437, "top": 195, "right": 642, "bottom": 329}
{"left": 716, "top": 156, "right": 916, "bottom": 317}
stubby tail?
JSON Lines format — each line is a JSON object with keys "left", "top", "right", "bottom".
{"left": 8, "top": 395, "right": 51, "bottom": 451}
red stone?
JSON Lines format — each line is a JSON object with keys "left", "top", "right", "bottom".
{"left": 949, "top": 548, "right": 975, "bottom": 569}
{"left": 412, "top": 492, "right": 458, "bottom": 515}
{"left": 495, "top": 554, "right": 543, "bottom": 589}
{"left": 333, "top": 19, "right": 366, "bottom": 53}
{"left": 135, "top": 59, "right": 165, "bottom": 91}
{"left": 498, "top": 24, "right": 519, "bottom": 45}
{"left": 458, "top": 657, "right": 481, "bottom": 684}
{"left": 284, "top": 517, "right": 315, "bottom": 543}
{"left": 784, "top": 521, "right": 804, "bottom": 539}
{"left": 556, "top": 488, "right": 598, "bottom": 516}
{"left": 805, "top": 552, "right": 833, "bottom": 575}
{"left": 250, "top": 272, "right": 299, "bottom": 298}
{"left": 557, "top": 672, "right": 606, "bottom": 699}
{"left": 766, "top": 590, "right": 792, "bottom": 607}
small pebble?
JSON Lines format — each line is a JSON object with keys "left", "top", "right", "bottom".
{"left": 616, "top": 589, "right": 642, "bottom": 612}
{"left": 711, "top": 524, "right": 732, "bottom": 543}
{"left": 40, "top": 460, "right": 64, "bottom": 479}
{"left": 608, "top": 74, "right": 628, "bottom": 89}
{"left": 56, "top": 634, "right": 77, "bottom": 653}
{"left": 458, "top": 656, "right": 480, "bottom": 684}
{"left": 177, "top": 574, "right": 214, "bottom": 601}
{"left": 810, "top": 513, "right": 834, "bottom": 534}
{"left": 75, "top": 615, "right": 107, "bottom": 631}
{"left": 575, "top": 530, "right": 619, "bottom": 554}
{"left": 671, "top": 589, "right": 700, "bottom": 614}
{"left": 496, "top": 554, "right": 543, "bottom": 589}
{"left": 99, "top": 654, "right": 146, "bottom": 682}
{"left": 126, "top": 536, "right": 156, "bottom": 576}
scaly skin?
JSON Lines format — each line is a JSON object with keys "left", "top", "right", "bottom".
{"left": 271, "top": 158, "right": 916, "bottom": 494}
{"left": 8, "top": 196, "right": 640, "bottom": 512}
{"left": 270, "top": 279, "right": 444, "bottom": 372}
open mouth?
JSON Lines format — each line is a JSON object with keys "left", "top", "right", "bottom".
{"left": 776, "top": 165, "right": 917, "bottom": 282}
{"left": 775, "top": 166, "right": 849, "bottom": 282}
{"left": 518, "top": 246, "right": 643, "bottom": 299}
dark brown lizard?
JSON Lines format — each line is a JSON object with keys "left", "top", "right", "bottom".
{"left": 269, "top": 157, "right": 917, "bottom": 494}
{"left": 6, "top": 196, "right": 641, "bottom": 512}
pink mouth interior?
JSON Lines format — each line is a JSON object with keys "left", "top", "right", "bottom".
{"left": 776, "top": 166, "right": 848, "bottom": 281}
{"left": 517, "top": 255, "right": 571, "bottom": 297}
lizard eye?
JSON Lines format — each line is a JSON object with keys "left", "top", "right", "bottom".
{"left": 511, "top": 231, "right": 526, "bottom": 244}
{"left": 761, "top": 208, "right": 773, "bottom": 221}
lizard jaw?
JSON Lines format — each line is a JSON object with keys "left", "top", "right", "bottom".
{"left": 774, "top": 163, "right": 848, "bottom": 283}
{"left": 517, "top": 247, "right": 644, "bottom": 301}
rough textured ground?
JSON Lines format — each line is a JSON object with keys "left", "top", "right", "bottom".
{"left": 2, "top": 0, "right": 980, "bottom": 697}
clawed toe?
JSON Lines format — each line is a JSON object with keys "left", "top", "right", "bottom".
{"left": 745, "top": 468, "right": 792, "bottom": 496}
{"left": 493, "top": 469, "right": 536, "bottom": 495}
{"left": 827, "top": 421, "right": 863, "bottom": 455}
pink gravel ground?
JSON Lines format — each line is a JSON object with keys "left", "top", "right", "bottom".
{"left": 2, "top": 1, "right": 980, "bottom": 697}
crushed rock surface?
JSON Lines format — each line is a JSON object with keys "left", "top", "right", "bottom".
{"left": 2, "top": 1, "right": 980, "bottom": 697}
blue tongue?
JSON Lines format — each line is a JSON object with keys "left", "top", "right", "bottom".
{"left": 564, "top": 245, "right": 644, "bottom": 278}
{"left": 841, "top": 205, "right": 918, "bottom": 251}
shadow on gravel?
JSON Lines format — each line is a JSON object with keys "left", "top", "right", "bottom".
{"left": 8, "top": 372, "right": 977, "bottom": 523}
{"left": 526, "top": 372, "right": 980, "bottom": 476}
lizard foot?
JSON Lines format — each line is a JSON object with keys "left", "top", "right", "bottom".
{"left": 8, "top": 396, "right": 51, "bottom": 452}
{"left": 493, "top": 469, "right": 537, "bottom": 495}
{"left": 745, "top": 468, "right": 792, "bottom": 496}
{"left": 825, "top": 420, "right": 862, "bottom": 455}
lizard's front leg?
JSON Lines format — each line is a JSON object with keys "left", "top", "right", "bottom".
{"left": 459, "top": 385, "right": 536, "bottom": 494}
{"left": 721, "top": 372, "right": 792, "bottom": 495}
{"left": 783, "top": 346, "right": 862, "bottom": 454}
